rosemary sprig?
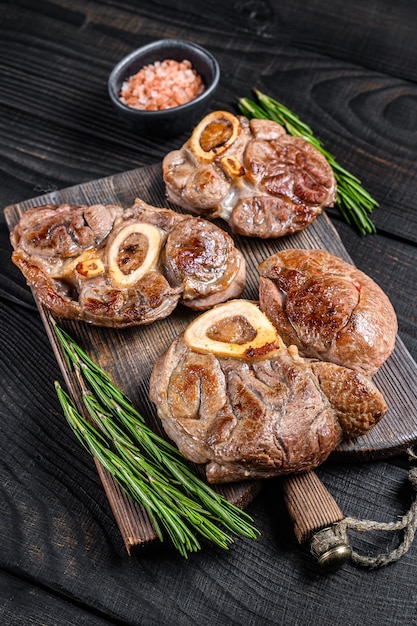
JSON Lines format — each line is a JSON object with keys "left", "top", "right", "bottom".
{"left": 54, "top": 325, "right": 260, "bottom": 557}
{"left": 238, "top": 89, "right": 378, "bottom": 235}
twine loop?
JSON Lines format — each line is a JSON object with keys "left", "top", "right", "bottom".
{"left": 314, "top": 448, "right": 417, "bottom": 569}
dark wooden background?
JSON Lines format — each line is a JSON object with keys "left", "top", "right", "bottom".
{"left": 1, "top": 1, "right": 417, "bottom": 624}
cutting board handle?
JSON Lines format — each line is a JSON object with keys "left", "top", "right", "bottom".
{"left": 283, "top": 471, "right": 352, "bottom": 570}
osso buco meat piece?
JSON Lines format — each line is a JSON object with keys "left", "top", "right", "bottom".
{"left": 149, "top": 300, "right": 387, "bottom": 483}
{"left": 10, "top": 199, "right": 246, "bottom": 327}
{"left": 258, "top": 249, "right": 397, "bottom": 376}
{"left": 162, "top": 111, "right": 337, "bottom": 238}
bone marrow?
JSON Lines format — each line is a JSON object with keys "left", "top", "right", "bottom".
{"left": 163, "top": 111, "right": 337, "bottom": 237}
{"left": 10, "top": 199, "right": 246, "bottom": 327}
{"left": 150, "top": 299, "right": 387, "bottom": 484}
{"left": 183, "top": 300, "right": 284, "bottom": 359}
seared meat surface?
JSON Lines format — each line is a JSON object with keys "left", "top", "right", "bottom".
{"left": 10, "top": 199, "right": 246, "bottom": 327}
{"left": 258, "top": 249, "right": 398, "bottom": 376}
{"left": 150, "top": 300, "right": 387, "bottom": 483}
{"left": 163, "top": 112, "right": 337, "bottom": 238}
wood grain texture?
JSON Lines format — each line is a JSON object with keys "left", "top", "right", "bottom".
{"left": 4, "top": 164, "right": 264, "bottom": 554}
{"left": 4, "top": 162, "right": 417, "bottom": 556}
{"left": 0, "top": 571, "right": 113, "bottom": 626}
{"left": 1, "top": 1, "right": 417, "bottom": 625}
{"left": 283, "top": 473, "right": 344, "bottom": 543}
{"left": 2, "top": 1, "right": 417, "bottom": 245}
{"left": 5, "top": 164, "right": 417, "bottom": 463}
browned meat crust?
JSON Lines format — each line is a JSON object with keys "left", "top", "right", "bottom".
{"left": 259, "top": 249, "right": 398, "bottom": 375}
{"left": 149, "top": 297, "right": 387, "bottom": 484}
{"left": 10, "top": 199, "right": 246, "bottom": 327}
{"left": 162, "top": 114, "right": 337, "bottom": 238}
{"left": 150, "top": 332, "right": 386, "bottom": 483}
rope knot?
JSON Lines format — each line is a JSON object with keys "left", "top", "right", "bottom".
{"left": 408, "top": 467, "right": 417, "bottom": 491}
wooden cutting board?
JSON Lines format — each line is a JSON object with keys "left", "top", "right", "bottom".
{"left": 5, "top": 162, "right": 417, "bottom": 554}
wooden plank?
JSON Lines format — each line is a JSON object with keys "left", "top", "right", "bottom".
{"left": 4, "top": 162, "right": 417, "bottom": 552}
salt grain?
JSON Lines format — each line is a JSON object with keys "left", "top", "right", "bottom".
{"left": 119, "top": 59, "right": 205, "bottom": 111}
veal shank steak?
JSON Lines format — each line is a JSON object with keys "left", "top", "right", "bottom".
{"left": 149, "top": 300, "right": 387, "bottom": 483}
{"left": 163, "top": 111, "right": 337, "bottom": 238}
{"left": 10, "top": 199, "right": 246, "bottom": 327}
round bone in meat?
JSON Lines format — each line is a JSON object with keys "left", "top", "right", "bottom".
{"left": 149, "top": 299, "right": 387, "bottom": 483}
{"left": 10, "top": 199, "right": 246, "bottom": 327}
{"left": 162, "top": 112, "right": 337, "bottom": 238}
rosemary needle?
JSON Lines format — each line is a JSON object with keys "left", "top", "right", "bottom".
{"left": 54, "top": 325, "right": 260, "bottom": 557}
{"left": 238, "top": 89, "right": 378, "bottom": 235}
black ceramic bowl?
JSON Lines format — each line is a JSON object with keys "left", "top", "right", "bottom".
{"left": 108, "top": 39, "right": 220, "bottom": 138}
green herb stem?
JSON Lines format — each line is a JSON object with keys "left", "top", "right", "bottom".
{"left": 238, "top": 89, "right": 378, "bottom": 235}
{"left": 54, "top": 325, "right": 260, "bottom": 557}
